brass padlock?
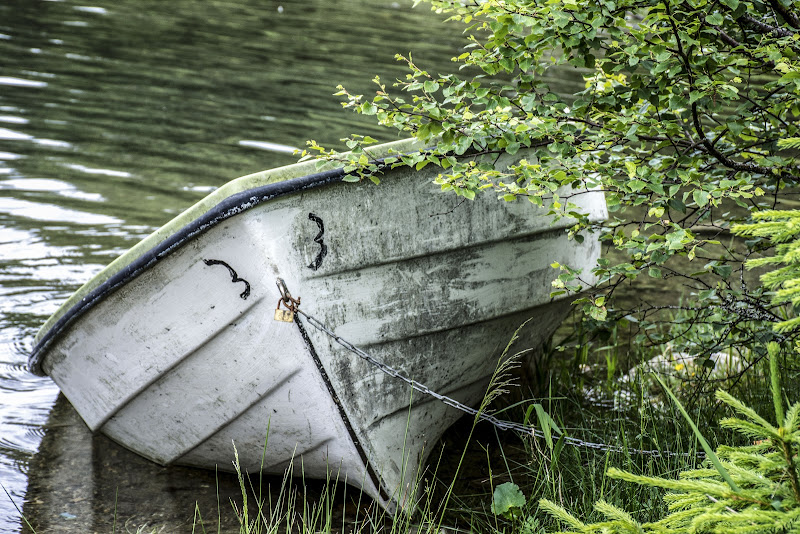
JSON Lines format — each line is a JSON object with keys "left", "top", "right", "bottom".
{"left": 274, "top": 299, "right": 295, "bottom": 322}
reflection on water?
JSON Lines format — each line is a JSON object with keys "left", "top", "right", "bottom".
{"left": 0, "top": 0, "right": 484, "bottom": 531}
{"left": 23, "top": 395, "right": 362, "bottom": 533}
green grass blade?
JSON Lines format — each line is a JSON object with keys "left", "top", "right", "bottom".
{"left": 3, "top": 483, "right": 36, "bottom": 533}
{"left": 654, "top": 373, "right": 741, "bottom": 493}
{"left": 534, "top": 403, "right": 554, "bottom": 450}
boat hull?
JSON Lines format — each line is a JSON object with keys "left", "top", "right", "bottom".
{"left": 31, "top": 140, "right": 607, "bottom": 511}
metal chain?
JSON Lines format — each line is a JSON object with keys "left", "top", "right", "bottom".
{"left": 294, "top": 306, "right": 699, "bottom": 459}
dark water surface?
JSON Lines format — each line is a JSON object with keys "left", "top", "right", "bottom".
{"left": 0, "top": 1, "right": 495, "bottom": 531}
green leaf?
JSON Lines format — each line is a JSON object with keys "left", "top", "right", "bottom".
{"left": 359, "top": 102, "right": 377, "bottom": 114}
{"left": 710, "top": 263, "right": 732, "bottom": 279}
{"left": 491, "top": 482, "right": 526, "bottom": 517}
{"left": 624, "top": 160, "right": 637, "bottom": 178}
{"left": 698, "top": 288, "right": 716, "bottom": 300}
{"left": 587, "top": 303, "right": 607, "bottom": 321}
{"left": 454, "top": 135, "right": 473, "bottom": 155}
{"left": 628, "top": 180, "right": 646, "bottom": 192}
{"left": 693, "top": 189, "right": 709, "bottom": 207}
{"left": 668, "top": 198, "right": 686, "bottom": 213}
{"left": 533, "top": 403, "right": 562, "bottom": 451}
{"left": 651, "top": 249, "right": 668, "bottom": 264}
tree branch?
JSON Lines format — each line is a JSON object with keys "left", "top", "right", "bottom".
{"left": 767, "top": 0, "right": 800, "bottom": 29}
{"left": 741, "top": 14, "right": 796, "bottom": 37}
{"left": 691, "top": 102, "right": 781, "bottom": 175}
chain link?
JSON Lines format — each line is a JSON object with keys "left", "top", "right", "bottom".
{"left": 294, "top": 307, "right": 699, "bottom": 459}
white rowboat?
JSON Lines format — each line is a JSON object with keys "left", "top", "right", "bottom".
{"left": 29, "top": 139, "right": 606, "bottom": 512}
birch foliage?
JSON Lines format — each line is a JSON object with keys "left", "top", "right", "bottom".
{"left": 304, "top": 0, "right": 800, "bottom": 343}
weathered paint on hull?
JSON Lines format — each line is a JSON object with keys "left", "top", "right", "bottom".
{"left": 31, "top": 140, "right": 607, "bottom": 512}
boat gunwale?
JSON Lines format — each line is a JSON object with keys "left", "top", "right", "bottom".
{"left": 28, "top": 167, "right": 344, "bottom": 375}
{"left": 29, "top": 138, "right": 423, "bottom": 376}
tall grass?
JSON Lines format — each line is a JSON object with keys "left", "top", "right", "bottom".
{"left": 218, "top": 311, "right": 782, "bottom": 534}
{"left": 12, "top": 310, "right": 776, "bottom": 533}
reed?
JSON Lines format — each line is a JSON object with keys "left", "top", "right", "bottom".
{"left": 11, "top": 314, "right": 781, "bottom": 533}
{"left": 213, "top": 313, "right": 781, "bottom": 534}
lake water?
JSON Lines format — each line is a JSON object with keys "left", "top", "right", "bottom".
{"left": 0, "top": 1, "right": 597, "bottom": 531}
{"left": 0, "top": 1, "right": 485, "bottom": 531}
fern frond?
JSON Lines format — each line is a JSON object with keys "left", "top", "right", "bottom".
{"left": 777, "top": 137, "right": 800, "bottom": 150}
{"left": 719, "top": 417, "right": 782, "bottom": 442}
{"left": 539, "top": 498, "right": 586, "bottom": 531}
{"left": 608, "top": 468, "right": 732, "bottom": 498}
{"left": 594, "top": 499, "right": 643, "bottom": 532}
{"left": 761, "top": 264, "right": 800, "bottom": 288}
{"left": 679, "top": 468, "right": 723, "bottom": 480}
{"left": 784, "top": 402, "right": 800, "bottom": 433}
{"left": 663, "top": 491, "right": 708, "bottom": 511}
{"left": 774, "top": 317, "right": 800, "bottom": 334}
{"left": 716, "top": 390, "right": 780, "bottom": 436}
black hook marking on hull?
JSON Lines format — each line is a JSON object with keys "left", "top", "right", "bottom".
{"left": 307, "top": 213, "right": 327, "bottom": 271}
{"left": 203, "top": 259, "right": 251, "bottom": 299}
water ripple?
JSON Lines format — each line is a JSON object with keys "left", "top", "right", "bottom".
{"left": 0, "top": 77, "right": 47, "bottom": 88}
{"left": 0, "top": 117, "right": 28, "bottom": 125}
{"left": 0, "top": 178, "right": 105, "bottom": 202}
{"left": 0, "top": 128, "right": 31, "bottom": 141}
{"left": 74, "top": 6, "right": 109, "bottom": 15}
{"left": 238, "top": 139, "right": 299, "bottom": 154}
{"left": 0, "top": 198, "right": 122, "bottom": 225}
{"left": 63, "top": 163, "right": 132, "bottom": 178}
{"left": 1, "top": 361, "right": 30, "bottom": 375}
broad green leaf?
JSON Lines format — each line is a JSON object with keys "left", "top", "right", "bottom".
{"left": 628, "top": 180, "right": 646, "bottom": 192}
{"left": 624, "top": 160, "right": 637, "bottom": 178}
{"left": 693, "top": 189, "right": 709, "bottom": 207}
{"left": 491, "top": 482, "right": 526, "bottom": 517}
